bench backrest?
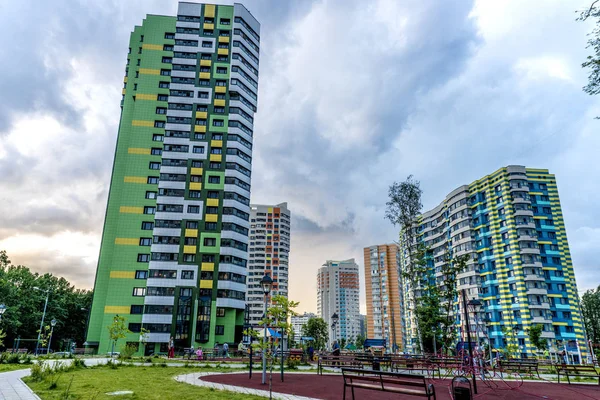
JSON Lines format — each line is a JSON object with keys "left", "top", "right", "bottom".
{"left": 559, "top": 365, "right": 598, "bottom": 373}
{"left": 342, "top": 368, "right": 429, "bottom": 392}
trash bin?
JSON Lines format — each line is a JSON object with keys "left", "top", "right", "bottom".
{"left": 372, "top": 358, "right": 380, "bottom": 371}
{"left": 451, "top": 376, "right": 472, "bottom": 400}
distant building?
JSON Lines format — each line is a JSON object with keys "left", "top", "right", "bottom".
{"left": 358, "top": 314, "right": 367, "bottom": 337}
{"left": 317, "top": 259, "right": 360, "bottom": 344}
{"left": 291, "top": 312, "right": 316, "bottom": 341}
{"left": 364, "top": 244, "right": 403, "bottom": 351}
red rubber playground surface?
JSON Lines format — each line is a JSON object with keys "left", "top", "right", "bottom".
{"left": 201, "top": 372, "right": 600, "bottom": 400}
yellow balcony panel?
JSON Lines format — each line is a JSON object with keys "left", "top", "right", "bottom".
{"left": 104, "top": 305, "right": 131, "bottom": 314}
{"left": 142, "top": 43, "right": 163, "bottom": 51}
{"left": 128, "top": 147, "right": 151, "bottom": 155}
{"left": 109, "top": 271, "right": 135, "bottom": 279}
{"left": 218, "top": 36, "right": 230, "bottom": 43}
{"left": 196, "top": 111, "right": 208, "bottom": 119}
{"left": 211, "top": 140, "right": 223, "bottom": 147}
{"left": 206, "top": 198, "right": 219, "bottom": 207}
{"left": 191, "top": 167, "right": 204, "bottom": 175}
{"left": 215, "top": 86, "right": 226, "bottom": 94}
{"left": 139, "top": 68, "right": 160, "bottom": 75}
{"left": 195, "top": 125, "right": 207, "bottom": 133}
{"left": 137, "top": 93, "right": 157, "bottom": 101}
{"left": 205, "top": 213, "right": 218, "bottom": 222}
{"left": 214, "top": 99, "right": 226, "bottom": 107}
{"left": 124, "top": 76, "right": 128, "bottom": 83}
{"left": 120, "top": 206, "right": 144, "bottom": 214}
{"left": 124, "top": 176, "right": 146, "bottom": 184}
{"left": 199, "top": 72, "right": 211, "bottom": 79}
{"left": 122, "top": 88, "right": 126, "bottom": 95}
{"left": 200, "top": 59, "right": 212, "bottom": 67}
{"left": 203, "top": 23, "right": 215, "bottom": 30}
{"left": 201, "top": 262, "right": 215, "bottom": 271}
{"left": 209, "top": 154, "right": 222, "bottom": 162}
{"left": 190, "top": 182, "right": 202, "bottom": 190}
{"left": 184, "top": 245, "right": 197, "bottom": 254}
{"left": 115, "top": 238, "right": 139, "bottom": 246}
{"left": 217, "top": 48, "right": 229, "bottom": 56}
{"left": 132, "top": 120, "right": 154, "bottom": 127}
{"left": 200, "top": 280, "right": 213, "bottom": 289}
{"left": 185, "top": 229, "right": 198, "bottom": 237}
{"left": 204, "top": 4, "right": 215, "bottom": 17}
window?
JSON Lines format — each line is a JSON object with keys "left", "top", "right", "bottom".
{"left": 135, "top": 270, "right": 148, "bottom": 279}
{"left": 145, "top": 191, "right": 157, "bottom": 199}
{"left": 215, "top": 325, "right": 225, "bottom": 335}
{"left": 181, "top": 270, "right": 194, "bottom": 279}
{"left": 205, "top": 222, "right": 217, "bottom": 231}
{"left": 129, "top": 323, "right": 142, "bottom": 332}
{"left": 198, "top": 91, "right": 209, "bottom": 99}
{"left": 563, "top": 311, "right": 571, "bottom": 319}
{"left": 152, "top": 134, "right": 164, "bottom": 142}
{"left": 163, "top": 44, "right": 173, "bottom": 51}
{"left": 220, "top": 18, "right": 231, "bottom": 25}
{"left": 143, "top": 206, "right": 156, "bottom": 215}
{"left": 162, "top": 57, "right": 173, "bottom": 63}
{"left": 130, "top": 305, "right": 143, "bottom": 314}
{"left": 141, "top": 221, "right": 154, "bottom": 230}
{"left": 193, "top": 146, "right": 204, "bottom": 154}
{"left": 187, "top": 205, "right": 200, "bottom": 213}
{"left": 202, "top": 41, "right": 212, "bottom": 48}
{"left": 204, "top": 238, "right": 216, "bottom": 246}
{"left": 149, "top": 162, "right": 160, "bottom": 170}
{"left": 183, "top": 254, "right": 196, "bottom": 262}
{"left": 208, "top": 176, "right": 221, "bottom": 184}
{"left": 216, "top": 307, "right": 226, "bottom": 317}
{"left": 158, "top": 81, "right": 170, "bottom": 89}
{"left": 137, "top": 254, "right": 150, "bottom": 262}
{"left": 151, "top": 148, "right": 162, "bottom": 155}
{"left": 156, "top": 107, "right": 167, "bottom": 114}
{"left": 189, "top": 190, "right": 201, "bottom": 198}
{"left": 186, "top": 221, "right": 198, "bottom": 229}
{"left": 154, "top": 121, "right": 165, "bottom": 128}
{"left": 132, "top": 287, "right": 146, "bottom": 296}
{"left": 165, "top": 32, "right": 175, "bottom": 39}
{"left": 139, "top": 238, "right": 152, "bottom": 246}
{"left": 216, "top": 67, "right": 227, "bottom": 74}
{"left": 212, "top": 119, "right": 225, "bottom": 127}
{"left": 157, "top": 94, "right": 168, "bottom": 101}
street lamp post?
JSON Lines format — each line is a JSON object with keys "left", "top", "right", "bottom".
{"left": 483, "top": 317, "right": 493, "bottom": 367}
{"left": 260, "top": 274, "right": 273, "bottom": 385}
{"left": 33, "top": 287, "right": 50, "bottom": 356}
{"left": 0, "top": 304, "right": 6, "bottom": 322}
{"left": 47, "top": 319, "right": 57, "bottom": 355}
{"left": 331, "top": 312, "right": 339, "bottom": 349}
{"left": 111, "top": 315, "right": 119, "bottom": 358}
{"left": 81, "top": 307, "right": 91, "bottom": 348}
{"left": 462, "top": 291, "right": 481, "bottom": 394}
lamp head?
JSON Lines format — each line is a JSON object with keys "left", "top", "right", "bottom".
{"left": 260, "top": 274, "right": 273, "bottom": 295}
{"left": 51, "top": 319, "right": 57, "bottom": 327}
{"left": 331, "top": 312, "right": 339, "bottom": 324}
{"left": 0, "top": 304, "right": 6, "bottom": 316}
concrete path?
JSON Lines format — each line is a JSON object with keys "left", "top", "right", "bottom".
{"left": 176, "top": 372, "right": 321, "bottom": 400}
{"left": 0, "top": 369, "right": 40, "bottom": 400}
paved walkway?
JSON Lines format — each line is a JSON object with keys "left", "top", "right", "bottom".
{"left": 0, "top": 369, "right": 40, "bottom": 400}
{"left": 176, "top": 372, "right": 321, "bottom": 400}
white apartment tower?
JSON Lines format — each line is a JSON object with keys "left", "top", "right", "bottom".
{"left": 247, "top": 202, "right": 291, "bottom": 327}
{"left": 317, "top": 259, "right": 360, "bottom": 344}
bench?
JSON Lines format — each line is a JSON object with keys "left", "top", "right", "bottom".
{"left": 318, "top": 355, "right": 361, "bottom": 375}
{"left": 496, "top": 359, "right": 540, "bottom": 378}
{"left": 7, "top": 348, "right": 28, "bottom": 354}
{"left": 392, "top": 358, "right": 438, "bottom": 378}
{"left": 429, "top": 357, "right": 464, "bottom": 378}
{"left": 181, "top": 348, "right": 195, "bottom": 360}
{"left": 354, "top": 355, "right": 392, "bottom": 371}
{"left": 557, "top": 364, "right": 600, "bottom": 384}
{"left": 342, "top": 368, "right": 436, "bottom": 400}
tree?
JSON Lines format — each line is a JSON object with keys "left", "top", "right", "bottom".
{"left": 354, "top": 334, "right": 365, "bottom": 349}
{"left": 527, "top": 324, "right": 546, "bottom": 355}
{"left": 581, "top": 285, "right": 600, "bottom": 345}
{"left": 439, "top": 254, "right": 470, "bottom": 353}
{"left": 139, "top": 328, "right": 150, "bottom": 355}
{"left": 579, "top": 2, "right": 600, "bottom": 99}
{"left": 302, "top": 317, "right": 328, "bottom": 351}
{"left": 0, "top": 328, "right": 6, "bottom": 348}
{"left": 107, "top": 315, "right": 130, "bottom": 356}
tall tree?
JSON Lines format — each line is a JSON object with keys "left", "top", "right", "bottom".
{"left": 385, "top": 175, "right": 426, "bottom": 352}
{"left": 302, "top": 317, "right": 329, "bottom": 351}
{"left": 527, "top": 324, "right": 547, "bottom": 354}
{"left": 581, "top": 285, "right": 600, "bottom": 344}
{"left": 579, "top": 2, "right": 600, "bottom": 98}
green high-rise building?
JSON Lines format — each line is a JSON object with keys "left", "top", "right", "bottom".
{"left": 86, "top": 2, "right": 260, "bottom": 355}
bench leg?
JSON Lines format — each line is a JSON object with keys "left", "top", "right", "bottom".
{"left": 343, "top": 383, "right": 346, "bottom": 400}
{"left": 351, "top": 385, "right": 355, "bottom": 400}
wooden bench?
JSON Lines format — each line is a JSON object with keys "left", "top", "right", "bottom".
{"left": 557, "top": 364, "right": 600, "bottom": 384}
{"left": 6, "top": 348, "right": 28, "bottom": 354}
{"left": 354, "top": 355, "right": 392, "bottom": 371}
{"left": 181, "top": 347, "right": 196, "bottom": 360}
{"left": 318, "top": 355, "right": 361, "bottom": 375}
{"left": 392, "top": 358, "right": 438, "bottom": 378}
{"left": 342, "top": 368, "right": 436, "bottom": 400}
{"left": 496, "top": 359, "right": 540, "bottom": 378}
{"left": 428, "top": 357, "right": 464, "bottom": 378}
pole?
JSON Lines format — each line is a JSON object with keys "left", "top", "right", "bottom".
{"left": 262, "top": 294, "right": 268, "bottom": 385}
{"left": 35, "top": 291, "right": 49, "bottom": 356}
{"left": 433, "top": 328, "right": 437, "bottom": 355}
{"left": 281, "top": 324, "right": 284, "bottom": 382}
{"left": 249, "top": 338, "right": 253, "bottom": 379}
{"left": 461, "top": 289, "right": 477, "bottom": 394}
{"left": 47, "top": 326, "right": 54, "bottom": 355}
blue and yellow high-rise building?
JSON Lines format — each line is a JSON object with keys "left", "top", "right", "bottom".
{"left": 86, "top": 2, "right": 260, "bottom": 355}
{"left": 400, "top": 166, "right": 587, "bottom": 361}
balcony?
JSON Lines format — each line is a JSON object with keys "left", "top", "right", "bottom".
{"left": 531, "top": 316, "right": 552, "bottom": 324}
{"left": 520, "top": 247, "right": 540, "bottom": 255}
{"left": 529, "top": 301, "right": 550, "bottom": 309}
{"left": 523, "top": 273, "right": 545, "bottom": 282}
{"left": 514, "top": 209, "right": 534, "bottom": 217}
{"left": 526, "top": 287, "right": 547, "bottom": 295}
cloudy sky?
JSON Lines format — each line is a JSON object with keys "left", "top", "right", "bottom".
{"left": 0, "top": 0, "right": 599, "bottom": 314}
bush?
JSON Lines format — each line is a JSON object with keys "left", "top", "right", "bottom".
{"left": 286, "top": 358, "right": 301, "bottom": 370}
{"left": 21, "top": 354, "right": 32, "bottom": 364}
{"left": 119, "top": 344, "right": 137, "bottom": 360}
{"left": 0, "top": 352, "right": 8, "bottom": 364}
{"left": 72, "top": 358, "right": 86, "bottom": 369}
{"left": 7, "top": 353, "right": 21, "bottom": 364}
{"left": 106, "top": 359, "right": 118, "bottom": 369}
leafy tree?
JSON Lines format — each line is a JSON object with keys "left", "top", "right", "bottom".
{"left": 527, "top": 324, "right": 546, "bottom": 354}
{"left": 139, "top": 327, "right": 150, "bottom": 355}
{"left": 500, "top": 326, "right": 520, "bottom": 359}
{"left": 302, "top": 317, "right": 329, "bottom": 351}
{"left": 354, "top": 333, "right": 365, "bottom": 349}
{"left": 0, "top": 328, "right": 5, "bottom": 348}
{"left": 439, "top": 254, "right": 469, "bottom": 352}
{"left": 385, "top": 175, "right": 426, "bottom": 352}
{"left": 107, "top": 315, "right": 130, "bottom": 356}
{"left": 579, "top": 2, "right": 600, "bottom": 99}
{"left": 581, "top": 285, "right": 600, "bottom": 344}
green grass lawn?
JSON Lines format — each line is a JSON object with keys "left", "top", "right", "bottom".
{"left": 0, "top": 363, "right": 32, "bottom": 372}
{"left": 23, "top": 364, "right": 263, "bottom": 400}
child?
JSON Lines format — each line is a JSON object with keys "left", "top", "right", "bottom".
{"left": 196, "top": 347, "right": 203, "bottom": 361}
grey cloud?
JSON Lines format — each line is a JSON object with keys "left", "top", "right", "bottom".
{"left": 11, "top": 250, "right": 96, "bottom": 289}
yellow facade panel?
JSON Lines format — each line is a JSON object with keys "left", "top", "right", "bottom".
{"left": 124, "top": 176, "right": 146, "bottom": 184}
{"left": 122, "top": 88, "right": 126, "bottom": 95}
{"left": 132, "top": 120, "right": 154, "bottom": 127}
{"left": 185, "top": 229, "right": 198, "bottom": 237}
{"left": 200, "top": 59, "right": 212, "bottom": 67}
{"left": 124, "top": 77, "right": 128, "bottom": 83}
{"left": 206, "top": 198, "right": 219, "bottom": 207}
{"left": 104, "top": 306, "right": 131, "bottom": 314}
{"left": 199, "top": 72, "right": 211, "bottom": 79}
{"left": 190, "top": 182, "right": 202, "bottom": 190}
{"left": 139, "top": 68, "right": 160, "bottom": 75}
{"left": 142, "top": 44, "right": 163, "bottom": 51}
{"left": 183, "top": 245, "right": 197, "bottom": 254}
{"left": 136, "top": 93, "right": 157, "bottom": 100}
{"left": 128, "top": 147, "right": 151, "bottom": 155}
{"left": 115, "top": 238, "right": 139, "bottom": 246}
{"left": 119, "top": 206, "right": 144, "bottom": 214}
{"left": 201, "top": 262, "right": 215, "bottom": 271}
{"left": 196, "top": 111, "right": 208, "bottom": 119}
{"left": 203, "top": 23, "right": 214, "bottom": 30}
{"left": 215, "top": 86, "right": 226, "bottom": 93}
{"left": 109, "top": 271, "right": 136, "bottom": 279}
{"left": 205, "top": 213, "right": 218, "bottom": 222}
{"left": 211, "top": 140, "right": 223, "bottom": 147}
{"left": 200, "top": 280, "right": 214, "bottom": 289}
{"left": 204, "top": 4, "right": 215, "bottom": 17}
{"left": 214, "top": 99, "right": 225, "bottom": 107}
{"left": 195, "top": 125, "right": 207, "bottom": 133}
{"left": 218, "top": 36, "right": 230, "bottom": 43}
{"left": 210, "top": 154, "right": 222, "bottom": 162}
{"left": 191, "top": 167, "right": 203, "bottom": 175}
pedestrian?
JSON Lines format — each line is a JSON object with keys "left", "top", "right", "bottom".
{"left": 196, "top": 347, "right": 203, "bottom": 361}
{"left": 238, "top": 341, "right": 245, "bottom": 357}
{"left": 214, "top": 342, "right": 219, "bottom": 360}
{"left": 223, "top": 342, "right": 229, "bottom": 358}
{"left": 168, "top": 336, "right": 175, "bottom": 359}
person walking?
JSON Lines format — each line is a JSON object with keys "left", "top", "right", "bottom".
{"left": 196, "top": 347, "right": 203, "bottom": 361}
{"left": 168, "top": 336, "right": 175, "bottom": 359}
{"left": 214, "top": 342, "right": 219, "bottom": 360}
{"left": 238, "top": 341, "right": 246, "bottom": 357}
{"left": 223, "top": 342, "right": 229, "bottom": 358}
